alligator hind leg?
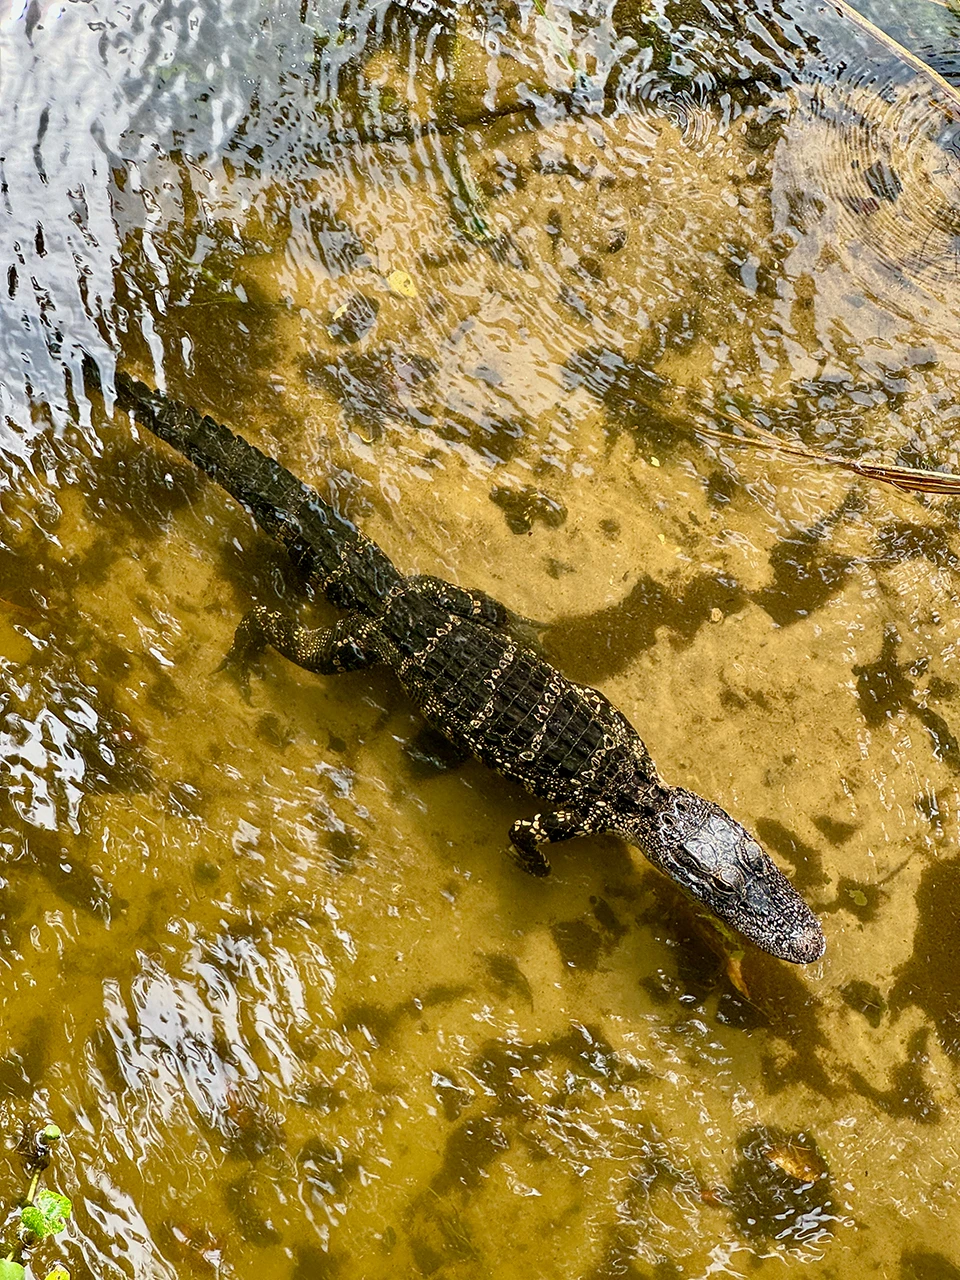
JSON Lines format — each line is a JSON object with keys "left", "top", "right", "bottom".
{"left": 220, "top": 607, "right": 379, "bottom": 692}
{"left": 509, "top": 807, "right": 599, "bottom": 877}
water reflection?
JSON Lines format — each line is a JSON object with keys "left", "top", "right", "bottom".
{"left": 4, "top": 0, "right": 960, "bottom": 1274}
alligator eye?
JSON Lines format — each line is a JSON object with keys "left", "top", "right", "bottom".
{"left": 743, "top": 839, "right": 767, "bottom": 870}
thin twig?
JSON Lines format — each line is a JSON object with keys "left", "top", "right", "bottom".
{"left": 694, "top": 416, "right": 960, "bottom": 494}
{"left": 829, "top": 0, "right": 960, "bottom": 118}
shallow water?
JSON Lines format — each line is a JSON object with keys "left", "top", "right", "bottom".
{"left": 3, "top": 0, "right": 960, "bottom": 1275}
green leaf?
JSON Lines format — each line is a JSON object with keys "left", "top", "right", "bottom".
{"left": 45, "top": 1268, "right": 70, "bottom": 1280}
{"left": 20, "top": 1190, "right": 72, "bottom": 1239}
{"left": 0, "top": 1260, "right": 26, "bottom": 1280}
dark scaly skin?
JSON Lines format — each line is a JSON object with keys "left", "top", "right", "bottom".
{"left": 84, "top": 358, "right": 825, "bottom": 964}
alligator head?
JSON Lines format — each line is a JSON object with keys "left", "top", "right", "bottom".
{"left": 622, "top": 787, "right": 825, "bottom": 964}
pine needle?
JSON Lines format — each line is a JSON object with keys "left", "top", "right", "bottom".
{"left": 625, "top": 373, "right": 960, "bottom": 495}
{"left": 679, "top": 393, "right": 960, "bottom": 496}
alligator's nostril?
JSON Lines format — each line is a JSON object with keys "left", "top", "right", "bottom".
{"left": 797, "top": 920, "right": 827, "bottom": 963}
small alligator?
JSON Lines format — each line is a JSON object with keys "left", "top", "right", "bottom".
{"left": 82, "top": 357, "right": 825, "bottom": 964}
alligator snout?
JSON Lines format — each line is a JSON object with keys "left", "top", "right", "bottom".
{"left": 631, "top": 789, "right": 826, "bottom": 964}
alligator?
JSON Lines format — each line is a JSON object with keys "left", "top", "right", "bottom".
{"left": 82, "top": 356, "right": 825, "bottom": 965}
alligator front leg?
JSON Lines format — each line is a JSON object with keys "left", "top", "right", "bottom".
{"left": 509, "top": 807, "right": 599, "bottom": 877}
{"left": 410, "top": 575, "right": 544, "bottom": 649}
{"left": 409, "top": 575, "right": 513, "bottom": 628}
{"left": 220, "top": 607, "right": 380, "bottom": 691}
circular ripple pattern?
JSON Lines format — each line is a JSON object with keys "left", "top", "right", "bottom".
{"left": 777, "top": 70, "right": 960, "bottom": 322}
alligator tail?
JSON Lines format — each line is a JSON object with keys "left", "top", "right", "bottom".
{"left": 82, "top": 356, "right": 403, "bottom": 616}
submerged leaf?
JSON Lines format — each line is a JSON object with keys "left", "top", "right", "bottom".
{"left": 20, "top": 1190, "right": 72, "bottom": 1239}
{"left": 763, "top": 1137, "right": 828, "bottom": 1183}
{"left": 724, "top": 952, "right": 750, "bottom": 1000}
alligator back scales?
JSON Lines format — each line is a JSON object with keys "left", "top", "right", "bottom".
{"left": 89, "top": 361, "right": 825, "bottom": 965}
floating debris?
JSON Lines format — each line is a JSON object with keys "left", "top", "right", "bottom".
{"left": 1, "top": 1121, "right": 72, "bottom": 1280}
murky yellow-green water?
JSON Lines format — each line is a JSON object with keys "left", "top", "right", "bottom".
{"left": 4, "top": 0, "right": 960, "bottom": 1275}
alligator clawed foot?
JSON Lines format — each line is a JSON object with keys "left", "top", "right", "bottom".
{"left": 507, "top": 843, "right": 551, "bottom": 878}
{"left": 215, "top": 649, "right": 261, "bottom": 704}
